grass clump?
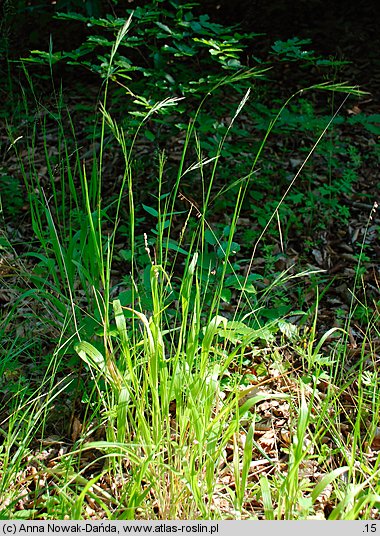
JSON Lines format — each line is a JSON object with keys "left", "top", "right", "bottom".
{"left": 1, "top": 3, "right": 380, "bottom": 521}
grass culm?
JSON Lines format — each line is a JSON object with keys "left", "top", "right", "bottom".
{"left": 1, "top": 18, "right": 379, "bottom": 521}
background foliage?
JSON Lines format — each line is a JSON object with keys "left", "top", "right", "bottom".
{"left": 0, "top": 0, "right": 379, "bottom": 521}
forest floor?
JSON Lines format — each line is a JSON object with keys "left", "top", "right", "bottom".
{"left": 0, "top": 4, "right": 380, "bottom": 519}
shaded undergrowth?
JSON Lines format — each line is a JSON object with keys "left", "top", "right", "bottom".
{"left": 1, "top": 7, "right": 380, "bottom": 521}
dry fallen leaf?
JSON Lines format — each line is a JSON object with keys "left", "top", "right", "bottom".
{"left": 371, "top": 427, "right": 380, "bottom": 450}
{"left": 71, "top": 416, "right": 82, "bottom": 442}
{"left": 258, "top": 429, "right": 276, "bottom": 451}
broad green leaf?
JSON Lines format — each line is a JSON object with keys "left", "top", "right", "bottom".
{"left": 74, "top": 341, "right": 106, "bottom": 374}
{"left": 142, "top": 204, "right": 159, "bottom": 217}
